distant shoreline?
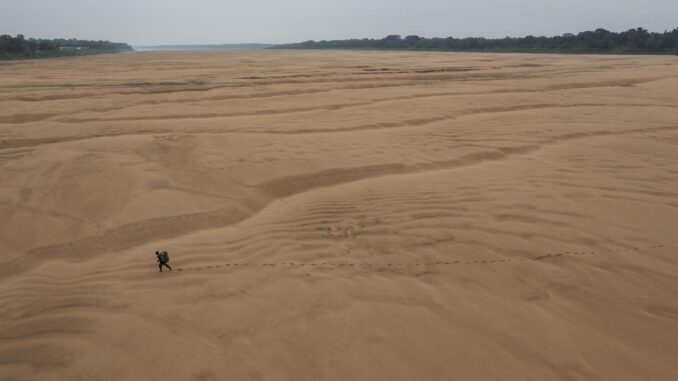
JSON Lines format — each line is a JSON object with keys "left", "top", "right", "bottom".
{"left": 135, "top": 43, "right": 274, "bottom": 51}
{"left": 0, "top": 49, "right": 131, "bottom": 61}
{"left": 0, "top": 35, "right": 133, "bottom": 60}
{"left": 266, "top": 47, "right": 678, "bottom": 56}
{"left": 272, "top": 28, "right": 678, "bottom": 55}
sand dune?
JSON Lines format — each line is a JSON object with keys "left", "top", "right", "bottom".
{"left": 1, "top": 51, "right": 677, "bottom": 381}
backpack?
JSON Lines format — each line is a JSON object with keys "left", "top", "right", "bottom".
{"left": 159, "top": 251, "right": 170, "bottom": 263}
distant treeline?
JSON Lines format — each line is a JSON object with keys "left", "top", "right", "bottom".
{"left": 0, "top": 34, "right": 133, "bottom": 59}
{"left": 272, "top": 28, "right": 678, "bottom": 54}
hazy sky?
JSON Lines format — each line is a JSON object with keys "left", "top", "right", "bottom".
{"left": 4, "top": 0, "right": 678, "bottom": 45}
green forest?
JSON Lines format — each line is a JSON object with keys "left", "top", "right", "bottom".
{"left": 0, "top": 35, "right": 133, "bottom": 59}
{"left": 272, "top": 28, "right": 678, "bottom": 54}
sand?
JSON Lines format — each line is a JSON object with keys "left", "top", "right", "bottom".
{"left": 1, "top": 50, "right": 677, "bottom": 380}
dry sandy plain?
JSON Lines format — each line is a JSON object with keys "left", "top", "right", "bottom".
{"left": 1, "top": 50, "right": 678, "bottom": 381}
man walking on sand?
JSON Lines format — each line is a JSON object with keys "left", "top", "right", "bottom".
{"left": 156, "top": 250, "right": 172, "bottom": 272}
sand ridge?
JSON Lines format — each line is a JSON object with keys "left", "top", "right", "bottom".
{"left": 1, "top": 51, "right": 678, "bottom": 381}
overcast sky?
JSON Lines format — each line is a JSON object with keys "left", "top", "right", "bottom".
{"left": 3, "top": 0, "right": 677, "bottom": 45}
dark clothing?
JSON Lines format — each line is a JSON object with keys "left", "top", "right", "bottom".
{"left": 156, "top": 252, "right": 172, "bottom": 272}
{"left": 158, "top": 261, "right": 172, "bottom": 272}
